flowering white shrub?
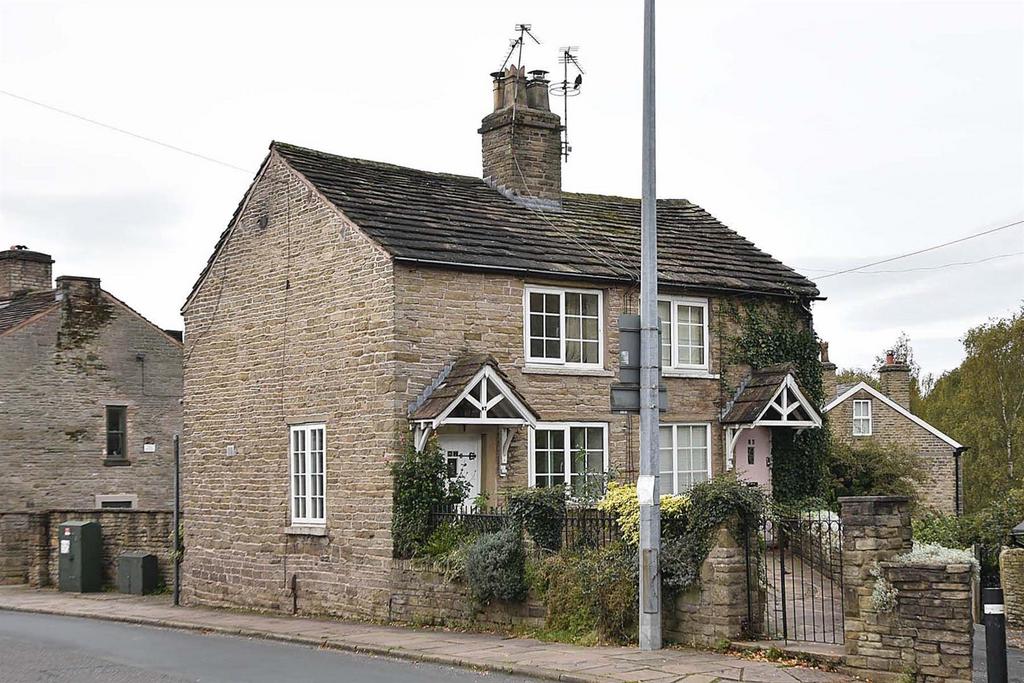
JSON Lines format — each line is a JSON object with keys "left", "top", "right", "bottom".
{"left": 894, "top": 541, "right": 979, "bottom": 572}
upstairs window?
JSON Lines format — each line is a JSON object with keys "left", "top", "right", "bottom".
{"left": 853, "top": 400, "right": 872, "bottom": 436}
{"left": 290, "top": 424, "right": 326, "bottom": 525}
{"left": 525, "top": 286, "right": 603, "bottom": 367}
{"left": 105, "top": 406, "right": 127, "bottom": 459}
{"left": 657, "top": 298, "right": 709, "bottom": 371}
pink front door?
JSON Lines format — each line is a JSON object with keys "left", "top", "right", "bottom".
{"left": 734, "top": 427, "right": 772, "bottom": 489}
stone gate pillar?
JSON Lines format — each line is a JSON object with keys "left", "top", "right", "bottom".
{"left": 839, "top": 495, "right": 914, "bottom": 639}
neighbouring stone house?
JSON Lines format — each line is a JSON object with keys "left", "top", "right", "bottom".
{"left": 0, "top": 247, "right": 183, "bottom": 511}
{"left": 180, "top": 65, "right": 823, "bottom": 619}
{"left": 822, "top": 348, "right": 965, "bottom": 514}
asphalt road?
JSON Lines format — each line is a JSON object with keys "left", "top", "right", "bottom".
{"left": 0, "top": 611, "right": 529, "bottom": 682}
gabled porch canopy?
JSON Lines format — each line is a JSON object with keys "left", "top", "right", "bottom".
{"left": 409, "top": 354, "right": 539, "bottom": 475}
{"left": 721, "top": 363, "right": 822, "bottom": 470}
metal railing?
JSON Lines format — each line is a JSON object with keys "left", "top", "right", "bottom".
{"left": 428, "top": 504, "right": 619, "bottom": 551}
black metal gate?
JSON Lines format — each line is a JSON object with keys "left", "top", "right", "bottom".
{"left": 744, "top": 510, "right": 845, "bottom": 644}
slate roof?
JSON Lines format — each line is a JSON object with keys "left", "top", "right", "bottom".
{"left": 721, "top": 363, "right": 803, "bottom": 424}
{"left": 410, "top": 353, "right": 538, "bottom": 422}
{"left": 0, "top": 290, "right": 59, "bottom": 336}
{"left": 186, "top": 142, "right": 820, "bottom": 306}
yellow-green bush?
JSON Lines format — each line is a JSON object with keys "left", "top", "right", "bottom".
{"left": 597, "top": 482, "right": 689, "bottom": 547}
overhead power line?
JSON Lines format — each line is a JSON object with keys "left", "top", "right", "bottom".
{"left": 814, "top": 218, "right": 1024, "bottom": 279}
{"left": 0, "top": 89, "right": 252, "bottom": 174}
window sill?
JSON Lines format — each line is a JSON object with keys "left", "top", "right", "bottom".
{"left": 523, "top": 365, "right": 613, "bottom": 377}
{"left": 284, "top": 525, "right": 327, "bottom": 536}
{"left": 662, "top": 369, "right": 720, "bottom": 380}
{"left": 102, "top": 458, "right": 131, "bottom": 467}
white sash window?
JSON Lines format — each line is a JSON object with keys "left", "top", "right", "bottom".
{"left": 290, "top": 424, "right": 326, "bottom": 525}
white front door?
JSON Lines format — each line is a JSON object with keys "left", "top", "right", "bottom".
{"left": 438, "top": 433, "right": 482, "bottom": 504}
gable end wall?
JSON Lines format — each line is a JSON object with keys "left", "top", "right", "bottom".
{"left": 831, "top": 389, "right": 958, "bottom": 514}
{"left": 181, "top": 155, "right": 399, "bottom": 619}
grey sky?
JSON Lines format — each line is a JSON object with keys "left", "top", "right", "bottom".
{"left": 1, "top": 0, "right": 1021, "bottom": 379}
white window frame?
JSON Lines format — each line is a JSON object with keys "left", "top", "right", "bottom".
{"left": 527, "top": 422, "right": 610, "bottom": 492}
{"left": 289, "top": 423, "right": 327, "bottom": 526}
{"left": 524, "top": 285, "right": 604, "bottom": 368}
{"left": 852, "top": 400, "right": 872, "bottom": 437}
{"left": 658, "top": 423, "right": 713, "bottom": 495}
{"left": 657, "top": 296, "right": 710, "bottom": 372}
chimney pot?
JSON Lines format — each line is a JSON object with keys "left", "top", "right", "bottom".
{"left": 479, "top": 65, "right": 563, "bottom": 204}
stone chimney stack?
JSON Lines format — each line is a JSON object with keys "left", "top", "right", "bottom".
{"left": 0, "top": 246, "right": 53, "bottom": 299}
{"left": 479, "top": 66, "right": 563, "bottom": 205}
{"left": 820, "top": 341, "right": 837, "bottom": 403}
{"left": 879, "top": 349, "right": 912, "bottom": 409}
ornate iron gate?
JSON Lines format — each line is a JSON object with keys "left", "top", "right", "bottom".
{"left": 745, "top": 510, "right": 845, "bottom": 644}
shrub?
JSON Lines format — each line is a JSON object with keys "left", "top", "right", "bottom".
{"left": 912, "top": 512, "right": 978, "bottom": 549}
{"left": 661, "top": 473, "right": 766, "bottom": 593}
{"left": 826, "top": 439, "right": 923, "bottom": 504}
{"left": 896, "top": 541, "right": 978, "bottom": 570}
{"left": 391, "top": 435, "right": 469, "bottom": 558}
{"left": 597, "top": 482, "right": 689, "bottom": 547}
{"left": 420, "top": 522, "right": 479, "bottom": 583}
{"left": 534, "top": 542, "right": 638, "bottom": 644}
{"left": 506, "top": 486, "right": 566, "bottom": 551}
{"left": 464, "top": 526, "right": 528, "bottom": 605}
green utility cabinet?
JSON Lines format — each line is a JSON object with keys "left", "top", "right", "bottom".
{"left": 58, "top": 521, "right": 102, "bottom": 592}
{"left": 117, "top": 552, "right": 158, "bottom": 594}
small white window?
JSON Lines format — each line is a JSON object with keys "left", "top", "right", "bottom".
{"left": 290, "top": 424, "right": 326, "bottom": 525}
{"left": 525, "top": 286, "right": 603, "bottom": 367}
{"left": 529, "top": 423, "right": 608, "bottom": 496}
{"left": 853, "top": 400, "right": 872, "bottom": 436}
{"left": 659, "top": 423, "right": 712, "bottom": 495}
{"left": 657, "top": 297, "right": 709, "bottom": 371}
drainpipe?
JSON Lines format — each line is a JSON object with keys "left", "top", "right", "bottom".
{"left": 954, "top": 446, "right": 968, "bottom": 516}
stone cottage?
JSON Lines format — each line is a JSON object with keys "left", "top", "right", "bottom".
{"left": 180, "top": 65, "right": 822, "bottom": 619}
{"left": 823, "top": 348, "right": 965, "bottom": 514}
{"left": 0, "top": 247, "right": 183, "bottom": 511}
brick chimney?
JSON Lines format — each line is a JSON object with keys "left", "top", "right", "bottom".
{"left": 879, "top": 349, "right": 911, "bottom": 409}
{"left": 0, "top": 246, "right": 53, "bottom": 299}
{"left": 479, "top": 65, "right": 563, "bottom": 205}
{"left": 820, "top": 341, "right": 837, "bottom": 403}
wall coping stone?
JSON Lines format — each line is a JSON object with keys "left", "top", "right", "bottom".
{"left": 837, "top": 496, "right": 910, "bottom": 504}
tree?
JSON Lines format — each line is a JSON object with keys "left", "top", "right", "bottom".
{"left": 919, "top": 308, "right": 1024, "bottom": 511}
{"left": 836, "top": 367, "right": 879, "bottom": 391}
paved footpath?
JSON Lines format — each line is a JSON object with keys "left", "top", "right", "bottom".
{"left": 0, "top": 586, "right": 851, "bottom": 683}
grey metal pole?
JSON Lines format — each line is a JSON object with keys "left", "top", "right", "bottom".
{"left": 638, "top": 0, "right": 662, "bottom": 651}
{"left": 173, "top": 433, "right": 180, "bottom": 607}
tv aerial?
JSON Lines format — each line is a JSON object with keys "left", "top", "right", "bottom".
{"left": 550, "top": 47, "right": 584, "bottom": 161}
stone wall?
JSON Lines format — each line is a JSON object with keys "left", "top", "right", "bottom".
{"left": 840, "top": 496, "right": 974, "bottom": 683}
{"left": 0, "top": 510, "right": 175, "bottom": 589}
{"left": 0, "top": 275, "right": 182, "bottom": 511}
{"left": 389, "top": 560, "right": 545, "bottom": 629}
{"left": 665, "top": 524, "right": 751, "bottom": 646}
{"left": 831, "top": 391, "right": 958, "bottom": 514}
{"left": 45, "top": 510, "right": 176, "bottom": 588}
{"left": 1001, "top": 547, "right": 1024, "bottom": 629}
{"left": 181, "top": 153, "right": 398, "bottom": 621}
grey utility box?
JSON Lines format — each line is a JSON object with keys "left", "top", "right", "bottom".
{"left": 117, "top": 552, "right": 158, "bottom": 595}
{"left": 58, "top": 521, "right": 102, "bottom": 593}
